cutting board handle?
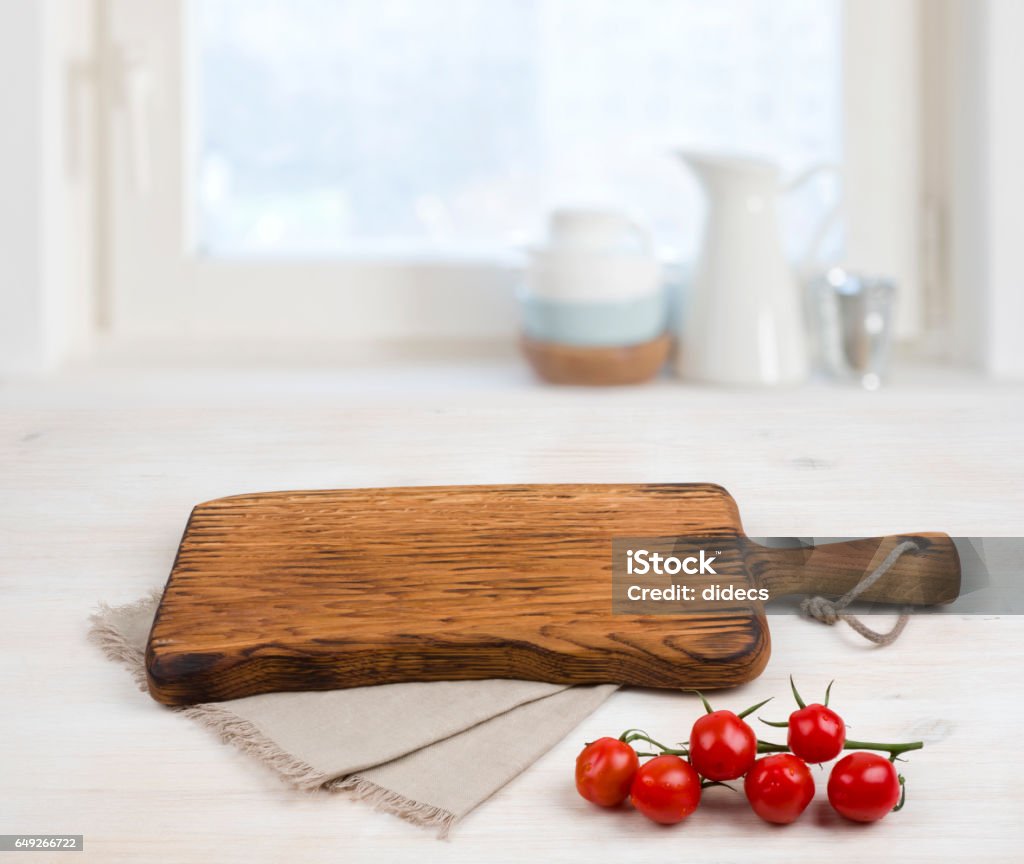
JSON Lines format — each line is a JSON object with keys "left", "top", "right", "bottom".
{"left": 749, "top": 533, "right": 960, "bottom": 606}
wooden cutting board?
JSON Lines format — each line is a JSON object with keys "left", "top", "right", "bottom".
{"left": 145, "top": 484, "right": 960, "bottom": 705}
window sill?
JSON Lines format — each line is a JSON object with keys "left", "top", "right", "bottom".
{"left": 2, "top": 334, "right": 1012, "bottom": 411}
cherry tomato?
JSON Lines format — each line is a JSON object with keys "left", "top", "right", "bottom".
{"left": 630, "top": 755, "right": 702, "bottom": 824}
{"left": 688, "top": 710, "right": 758, "bottom": 781}
{"left": 575, "top": 737, "right": 640, "bottom": 807}
{"left": 827, "top": 752, "right": 902, "bottom": 822}
{"left": 787, "top": 703, "right": 846, "bottom": 763}
{"left": 744, "top": 754, "right": 816, "bottom": 824}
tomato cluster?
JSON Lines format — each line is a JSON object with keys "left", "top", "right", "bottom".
{"left": 574, "top": 677, "right": 918, "bottom": 827}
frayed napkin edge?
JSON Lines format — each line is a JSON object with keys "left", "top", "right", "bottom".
{"left": 87, "top": 590, "right": 162, "bottom": 692}
{"left": 87, "top": 594, "right": 457, "bottom": 838}
{"left": 329, "top": 776, "right": 456, "bottom": 838}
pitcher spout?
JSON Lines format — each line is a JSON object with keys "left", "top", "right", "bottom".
{"left": 675, "top": 149, "right": 780, "bottom": 192}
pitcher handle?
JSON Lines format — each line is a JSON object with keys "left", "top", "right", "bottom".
{"left": 782, "top": 162, "right": 843, "bottom": 271}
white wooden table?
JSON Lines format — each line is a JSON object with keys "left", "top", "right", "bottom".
{"left": 3, "top": 355, "right": 1022, "bottom": 862}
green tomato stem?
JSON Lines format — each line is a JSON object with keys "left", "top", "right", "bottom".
{"left": 691, "top": 690, "right": 715, "bottom": 714}
{"left": 893, "top": 775, "right": 907, "bottom": 812}
{"left": 621, "top": 730, "right": 688, "bottom": 756}
{"left": 737, "top": 696, "right": 773, "bottom": 720}
{"left": 700, "top": 780, "right": 737, "bottom": 792}
{"left": 844, "top": 739, "right": 924, "bottom": 758}
{"left": 633, "top": 748, "right": 689, "bottom": 757}
{"left": 790, "top": 675, "right": 806, "bottom": 709}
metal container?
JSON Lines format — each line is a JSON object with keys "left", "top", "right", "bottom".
{"left": 806, "top": 268, "right": 896, "bottom": 389}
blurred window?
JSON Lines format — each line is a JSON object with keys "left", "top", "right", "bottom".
{"left": 194, "top": 0, "right": 841, "bottom": 259}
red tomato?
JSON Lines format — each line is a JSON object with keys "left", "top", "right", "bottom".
{"left": 787, "top": 703, "right": 846, "bottom": 763}
{"left": 744, "top": 754, "right": 816, "bottom": 824}
{"left": 575, "top": 737, "right": 640, "bottom": 807}
{"left": 827, "top": 752, "right": 902, "bottom": 822}
{"left": 688, "top": 710, "right": 758, "bottom": 781}
{"left": 630, "top": 755, "right": 702, "bottom": 824}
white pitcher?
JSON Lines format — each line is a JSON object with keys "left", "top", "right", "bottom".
{"left": 676, "top": 152, "right": 839, "bottom": 385}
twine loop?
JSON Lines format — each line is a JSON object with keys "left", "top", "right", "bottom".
{"left": 800, "top": 595, "right": 840, "bottom": 625}
{"left": 800, "top": 539, "right": 920, "bottom": 646}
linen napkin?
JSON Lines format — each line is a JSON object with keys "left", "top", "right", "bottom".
{"left": 89, "top": 593, "right": 616, "bottom": 836}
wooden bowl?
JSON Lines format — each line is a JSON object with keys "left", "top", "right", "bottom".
{"left": 520, "top": 332, "right": 671, "bottom": 386}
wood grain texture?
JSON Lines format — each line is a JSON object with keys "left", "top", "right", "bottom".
{"left": 750, "top": 533, "right": 961, "bottom": 604}
{"left": 146, "top": 483, "right": 765, "bottom": 704}
{"left": 146, "top": 482, "right": 961, "bottom": 705}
